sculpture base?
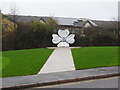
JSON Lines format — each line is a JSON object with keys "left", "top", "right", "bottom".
{"left": 47, "top": 47, "right": 80, "bottom": 49}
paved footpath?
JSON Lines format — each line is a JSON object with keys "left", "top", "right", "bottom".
{"left": 38, "top": 47, "right": 75, "bottom": 74}
{"left": 2, "top": 66, "right": 119, "bottom": 89}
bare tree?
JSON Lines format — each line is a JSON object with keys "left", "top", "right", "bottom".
{"left": 9, "top": 3, "right": 19, "bottom": 30}
{"left": 7, "top": 4, "right": 19, "bottom": 50}
{"left": 48, "top": 13, "right": 58, "bottom": 31}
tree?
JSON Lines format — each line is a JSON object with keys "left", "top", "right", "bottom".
{"left": 2, "top": 4, "right": 18, "bottom": 50}
{"left": 9, "top": 3, "right": 19, "bottom": 31}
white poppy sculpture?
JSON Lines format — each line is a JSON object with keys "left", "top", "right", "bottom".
{"left": 52, "top": 29, "right": 75, "bottom": 47}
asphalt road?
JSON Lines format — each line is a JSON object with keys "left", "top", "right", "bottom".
{"left": 30, "top": 76, "right": 119, "bottom": 89}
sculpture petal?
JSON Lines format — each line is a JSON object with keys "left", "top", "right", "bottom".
{"left": 58, "top": 29, "right": 69, "bottom": 38}
{"left": 57, "top": 42, "right": 69, "bottom": 47}
{"left": 66, "top": 34, "right": 75, "bottom": 44}
{"left": 52, "top": 34, "right": 61, "bottom": 44}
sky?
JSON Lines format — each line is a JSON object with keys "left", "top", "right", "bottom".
{"left": 0, "top": 0, "right": 119, "bottom": 21}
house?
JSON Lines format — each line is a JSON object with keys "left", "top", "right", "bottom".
{"left": 40, "top": 17, "right": 98, "bottom": 35}
{"left": 93, "top": 20, "right": 118, "bottom": 29}
{"left": 8, "top": 15, "right": 119, "bottom": 36}
{"left": 7, "top": 15, "right": 98, "bottom": 28}
{"left": 5, "top": 15, "right": 118, "bottom": 37}
{"left": 6, "top": 15, "right": 117, "bottom": 29}
{"left": 6, "top": 15, "right": 99, "bottom": 36}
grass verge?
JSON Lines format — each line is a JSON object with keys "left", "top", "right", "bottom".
{"left": 2, "top": 48, "right": 53, "bottom": 77}
{"left": 72, "top": 46, "right": 119, "bottom": 70}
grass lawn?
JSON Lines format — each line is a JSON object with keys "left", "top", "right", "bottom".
{"left": 72, "top": 46, "right": 119, "bottom": 70}
{"left": 2, "top": 48, "right": 53, "bottom": 77}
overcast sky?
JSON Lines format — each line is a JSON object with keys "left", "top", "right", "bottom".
{"left": 0, "top": 0, "right": 119, "bottom": 21}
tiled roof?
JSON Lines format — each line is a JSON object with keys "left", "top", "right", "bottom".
{"left": 53, "top": 17, "right": 80, "bottom": 26}
{"left": 7, "top": 15, "right": 99, "bottom": 27}
{"left": 53, "top": 17, "right": 98, "bottom": 27}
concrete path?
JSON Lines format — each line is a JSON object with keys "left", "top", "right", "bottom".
{"left": 38, "top": 47, "right": 75, "bottom": 74}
